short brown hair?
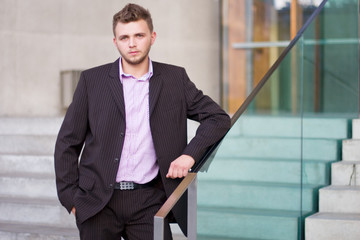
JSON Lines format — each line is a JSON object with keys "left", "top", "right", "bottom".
{"left": 112, "top": 4, "right": 153, "bottom": 36}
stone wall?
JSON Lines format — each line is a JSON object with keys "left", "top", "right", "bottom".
{"left": 0, "top": 0, "right": 221, "bottom": 116}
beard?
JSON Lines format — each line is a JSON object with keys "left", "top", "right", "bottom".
{"left": 120, "top": 44, "right": 152, "bottom": 66}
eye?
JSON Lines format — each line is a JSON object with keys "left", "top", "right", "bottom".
{"left": 136, "top": 34, "right": 145, "bottom": 38}
{"left": 119, "top": 36, "right": 128, "bottom": 41}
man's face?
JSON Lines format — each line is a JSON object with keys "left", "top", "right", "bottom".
{"left": 113, "top": 19, "right": 156, "bottom": 66}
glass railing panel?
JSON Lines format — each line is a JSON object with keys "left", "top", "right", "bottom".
{"left": 195, "top": 0, "right": 359, "bottom": 239}
{"left": 301, "top": 0, "right": 359, "bottom": 116}
{"left": 197, "top": 38, "right": 305, "bottom": 240}
{"left": 299, "top": 0, "right": 359, "bottom": 236}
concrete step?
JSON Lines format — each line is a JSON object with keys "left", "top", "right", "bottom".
{"left": 200, "top": 158, "right": 332, "bottom": 185}
{"left": 0, "top": 173, "right": 56, "bottom": 198}
{"left": 0, "top": 154, "right": 54, "bottom": 175}
{"left": 216, "top": 137, "right": 340, "bottom": 161}
{"left": 0, "top": 117, "right": 63, "bottom": 135}
{"left": 331, "top": 161, "right": 360, "bottom": 186}
{"left": 352, "top": 119, "right": 360, "bottom": 139}
{"left": 0, "top": 196, "right": 76, "bottom": 228}
{"left": 0, "top": 221, "right": 78, "bottom": 240}
{"left": 198, "top": 180, "right": 320, "bottom": 212}
{"left": 0, "top": 116, "right": 350, "bottom": 139}
{"left": 305, "top": 212, "right": 360, "bottom": 240}
{"left": 319, "top": 186, "right": 360, "bottom": 213}
{"left": 0, "top": 194, "right": 185, "bottom": 240}
{"left": 0, "top": 135, "right": 57, "bottom": 155}
{"left": 342, "top": 139, "right": 360, "bottom": 161}
{"left": 229, "top": 116, "right": 350, "bottom": 139}
{"left": 198, "top": 206, "right": 305, "bottom": 240}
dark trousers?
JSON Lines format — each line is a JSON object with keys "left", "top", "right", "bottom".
{"left": 76, "top": 187, "right": 173, "bottom": 240}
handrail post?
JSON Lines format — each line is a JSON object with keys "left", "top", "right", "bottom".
{"left": 154, "top": 173, "right": 197, "bottom": 240}
{"left": 154, "top": 216, "right": 164, "bottom": 240}
{"left": 187, "top": 174, "right": 197, "bottom": 240}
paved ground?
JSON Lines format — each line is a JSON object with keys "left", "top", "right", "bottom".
{"left": 172, "top": 224, "right": 187, "bottom": 240}
{"left": 173, "top": 235, "right": 187, "bottom": 240}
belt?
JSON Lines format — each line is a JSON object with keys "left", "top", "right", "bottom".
{"left": 114, "top": 177, "right": 159, "bottom": 190}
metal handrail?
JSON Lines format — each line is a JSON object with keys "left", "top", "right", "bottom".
{"left": 153, "top": 0, "right": 329, "bottom": 239}
{"left": 154, "top": 173, "right": 197, "bottom": 240}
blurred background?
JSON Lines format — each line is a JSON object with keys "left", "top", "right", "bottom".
{"left": 1, "top": 1, "right": 359, "bottom": 239}
{"left": 0, "top": 0, "right": 222, "bottom": 117}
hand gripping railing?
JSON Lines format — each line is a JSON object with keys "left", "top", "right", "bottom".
{"left": 154, "top": 172, "right": 197, "bottom": 240}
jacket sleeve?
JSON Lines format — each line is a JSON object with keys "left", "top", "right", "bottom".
{"left": 181, "top": 70, "right": 231, "bottom": 161}
{"left": 54, "top": 73, "right": 89, "bottom": 213}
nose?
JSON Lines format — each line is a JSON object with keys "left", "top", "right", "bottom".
{"left": 129, "top": 37, "right": 136, "bottom": 48}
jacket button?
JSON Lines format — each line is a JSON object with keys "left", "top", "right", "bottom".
{"left": 114, "top": 158, "right": 119, "bottom": 163}
{"left": 109, "top": 183, "right": 113, "bottom": 188}
{"left": 120, "top": 132, "right": 125, "bottom": 137}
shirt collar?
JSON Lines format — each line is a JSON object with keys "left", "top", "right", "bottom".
{"left": 119, "top": 57, "right": 153, "bottom": 83}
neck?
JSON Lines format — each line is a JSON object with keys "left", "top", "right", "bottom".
{"left": 121, "top": 58, "right": 149, "bottom": 79}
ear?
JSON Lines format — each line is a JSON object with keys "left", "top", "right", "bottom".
{"left": 150, "top": 31, "right": 157, "bottom": 45}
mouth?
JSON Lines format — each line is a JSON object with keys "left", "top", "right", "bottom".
{"left": 129, "top": 51, "right": 139, "bottom": 56}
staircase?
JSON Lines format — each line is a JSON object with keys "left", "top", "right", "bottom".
{"left": 1, "top": 116, "right": 357, "bottom": 239}
{"left": 0, "top": 117, "right": 187, "bottom": 240}
{"left": 0, "top": 117, "right": 79, "bottom": 239}
{"left": 196, "top": 115, "right": 352, "bottom": 240}
{"left": 305, "top": 119, "right": 360, "bottom": 240}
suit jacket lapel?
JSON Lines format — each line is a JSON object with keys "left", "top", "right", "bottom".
{"left": 149, "top": 63, "right": 163, "bottom": 116}
{"left": 107, "top": 58, "right": 126, "bottom": 118}
{"left": 106, "top": 59, "right": 162, "bottom": 117}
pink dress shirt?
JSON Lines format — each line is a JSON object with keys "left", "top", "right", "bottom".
{"left": 116, "top": 58, "right": 159, "bottom": 184}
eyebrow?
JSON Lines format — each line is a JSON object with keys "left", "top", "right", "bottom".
{"left": 117, "top": 31, "right": 147, "bottom": 38}
{"left": 118, "top": 34, "right": 128, "bottom": 39}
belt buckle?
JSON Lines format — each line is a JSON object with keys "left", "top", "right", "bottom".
{"left": 119, "top": 181, "right": 135, "bottom": 190}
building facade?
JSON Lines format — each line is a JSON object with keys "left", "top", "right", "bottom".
{"left": 0, "top": 0, "right": 222, "bottom": 116}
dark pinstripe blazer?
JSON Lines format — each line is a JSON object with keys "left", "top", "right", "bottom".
{"left": 54, "top": 58, "right": 230, "bottom": 235}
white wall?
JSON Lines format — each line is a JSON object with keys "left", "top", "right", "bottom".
{"left": 0, "top": 0, "right": 221, "bottom": 116}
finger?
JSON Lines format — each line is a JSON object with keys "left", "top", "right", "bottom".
{"left": 176, "top": 169, "right": 185, "bottom": 179}
{"left": 166, "top": 165, "right": 174, "bottom": 178}
{"left": 172, "top": 168, "right": 179, "bottom": 179}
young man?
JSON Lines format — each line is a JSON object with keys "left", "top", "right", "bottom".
{"left": 55, "top": 3, "right": 230, "bottom": 240}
